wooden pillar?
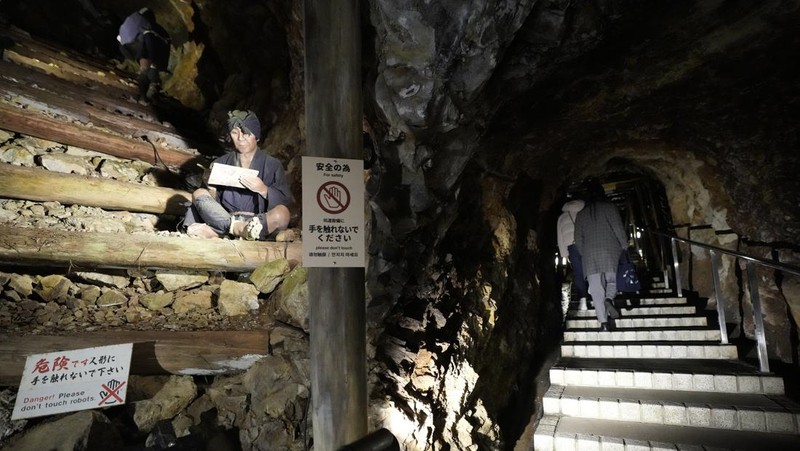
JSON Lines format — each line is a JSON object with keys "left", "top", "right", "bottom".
{"left": 303, "top": 1, "right": 366, "bottom": 449}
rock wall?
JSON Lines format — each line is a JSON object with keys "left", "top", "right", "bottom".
{"left": 368, "top": 172, "right": 553, "bottom": 448}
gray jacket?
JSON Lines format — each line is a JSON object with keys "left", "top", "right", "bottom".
{"left": 574, "top": 201, "right": 627, "bottom": 275}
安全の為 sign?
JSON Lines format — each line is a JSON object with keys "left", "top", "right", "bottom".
{"left": 302, "top": 156, "right": 364, "bottom": 267}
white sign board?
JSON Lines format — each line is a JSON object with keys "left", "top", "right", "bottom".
{"left": 302, "top": 156, "right": 365, "bottom": 267}
{"left": 207, "top": 162, "right": 259, "bottom": 189}
{"left": 12, "top": 343, "right": 133, "bottom": 420}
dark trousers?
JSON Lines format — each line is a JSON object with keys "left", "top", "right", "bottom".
{"left": 137, "top": 66, "right": 160, "bottom": 99}
{"left": 568, "top": 244, "right": 588, "bottom": 298}
{"left": 120, "top": 38, "right": 165, "bottom": 100}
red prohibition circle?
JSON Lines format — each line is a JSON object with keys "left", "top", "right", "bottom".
{"left": 317, "top": 181, "right": 350, "bottom": 214}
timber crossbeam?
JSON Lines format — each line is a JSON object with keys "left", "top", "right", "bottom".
{"left": 0, "top": 330, "right": 274, "bottom": 386}
{"left": 0, "top": 224, "right": 302, "bottom": 272}
{"left": 0, "top": 163, "right": 191, "bottom": 216}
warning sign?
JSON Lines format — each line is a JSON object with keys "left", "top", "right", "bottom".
{"left": 11, "top": 343, "right": 133, "bottom": 420}
{"left": 317, "top": 181, "right": 350, "bottom": 214}
{"left": 302, "top": 156, "right": 364, "bottom": 267}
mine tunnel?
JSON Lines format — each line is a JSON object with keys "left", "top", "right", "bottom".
{"left": 1, "top": 1, "right": 800, "bottom": 450}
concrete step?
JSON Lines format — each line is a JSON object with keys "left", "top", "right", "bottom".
{"left": 571, "top": 296, "right": 689, "bottom": 308}
{"left": 623, "top": 296, "right": 687, "bottom": 305}
{"left": 649, "top": 288, "right": 674, "bottom": 294}
{"left": 577, "top": 297, "right": 689, "bottom": 309}
{"left": 549, "top": 358, "right": 785, "bottom": 394}
{"left": 566, "top": 315, "right": 707, "bottom": 329}
{"left": 568, "top": 305, "right": 696, "bottom": 318}
{"left": 560, "top": 342, "right": 739, "bottom": 359}
{"left": 564, "top": 328, "right": 721, "bottom": 342}
{"left": 533, "top": 415, "right": 800, "bottom": 450}
{"left": 542, "top": 386, "right": 800, "bottom": 433}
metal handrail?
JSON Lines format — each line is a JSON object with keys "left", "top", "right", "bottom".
{"left": 647, "top": 229, "right": 800, "bottom": 373}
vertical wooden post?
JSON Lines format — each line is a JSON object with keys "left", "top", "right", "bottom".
{"left": 303, "top": 1, "right": 366, "bottom": 449}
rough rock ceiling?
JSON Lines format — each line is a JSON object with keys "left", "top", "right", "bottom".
{"left": 485, "top": 0, "right": 800, "bottom": 241}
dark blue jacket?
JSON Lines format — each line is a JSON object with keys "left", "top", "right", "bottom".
{"left": 214, "top": 150, "right": 292, "bottom": 215}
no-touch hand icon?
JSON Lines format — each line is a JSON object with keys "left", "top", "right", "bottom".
{"left": 317, "top": 181, "right": 350, "bottom": 214}
{"left": 98, "top": 379, "right": 126, "bottom": 405}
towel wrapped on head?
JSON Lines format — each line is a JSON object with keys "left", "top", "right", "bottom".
{"left": 227, "top": 110, "right": 262, "bottom": 140}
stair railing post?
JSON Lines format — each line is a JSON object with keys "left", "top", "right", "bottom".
{"left": 671, "top": 237, "right": 683, "bottom": 297}
{"left": 709, "top": 250, "right": 729, "bottom": 344}
{"left": 746, "top": 261, "right": 770, "bottom": 372}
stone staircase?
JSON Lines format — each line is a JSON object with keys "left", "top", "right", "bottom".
{"left": 533, "top": 277, "right": 800, "bottom": 450}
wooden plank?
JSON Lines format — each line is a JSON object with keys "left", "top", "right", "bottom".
{"left": 0, "top": 163, "right": 191, "bottom": 215}
{"left": 3, "top": 47, "right": 132, "bottom": 92}
{"left": 0, "top": 330, "right": 272, "bottom": 386}
{"left": 0, "top": 100, "right": 200, "bottom": 169}
{"left": 0, "top": 64, "right": 200, "bottom": 152}
{"left": 1, "top": 25, "right": 133, "bottom": 76}
{"left": 0, "top": 60, "right": 221, "bottom": 157}
{"left": 0, "top": 224, "right": 302, "bottom": 272}
{"left": 0, "top": 26, "right": 136, "bottom": 92}
{"left": 0, "top": 46, "right": 136, "bottom": 102}
{"left": 0, "top": 59, "right": 187, "bottom": 141}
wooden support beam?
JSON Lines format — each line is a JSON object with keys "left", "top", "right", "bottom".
{"left": 0, "top": 60, "right": 214, "bottom": 153}
{"left": 0, "top": 163, "right": 191, "bottom": 215}
{"left": 304, "top": 0, "right": 366, "bottom": 448}
{"left": 0, "top": 26, "right": 136, "bottom": 93}
{"left": 0, "top": 225, "right": 302, "bottom": 272}
{"left": 0, "top": 47, "right": 134, "bottom": 101}
{"left": 0, "top": 60, "right": 193, "bottom": 149}
{"left": 0, "top": 101, "right": 200, "bottom": 169}
{"left": 0, "top": 330, "right": 273, "bottom": 386}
